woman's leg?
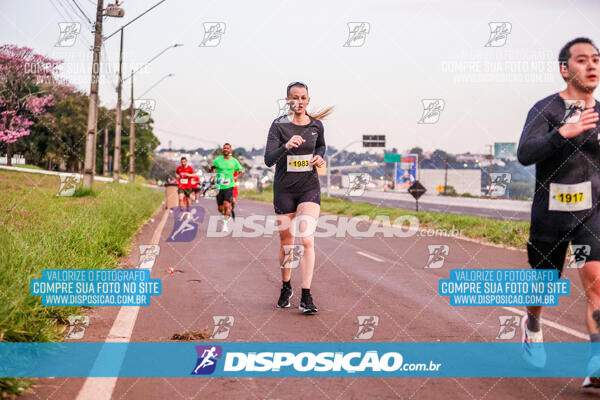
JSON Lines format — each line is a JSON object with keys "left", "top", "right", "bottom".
{"left": 278, "top": 212, "right": 296, "bottom": 282}
{"left": 294, "top": 202, "right": 320, "bottom": 289}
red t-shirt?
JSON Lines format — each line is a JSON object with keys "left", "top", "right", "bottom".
{"left": 176, "top": 165, "right": 194, "bottom": 189}
{"left": 191, "top": 175, "right": 199, "bottom": 189}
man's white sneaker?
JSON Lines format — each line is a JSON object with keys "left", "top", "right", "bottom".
{"left": 582, "top": 355, "right": 600, "bottom": 388}
{"left": 582, "top": 376, "right": 600, "bottom": 388}
{"left": 521, "top": 316, "right": 546, "bottom": 368}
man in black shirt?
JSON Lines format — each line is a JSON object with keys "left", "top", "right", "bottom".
{"left": 517, "top": 37, "right": 600, "bottom": 387}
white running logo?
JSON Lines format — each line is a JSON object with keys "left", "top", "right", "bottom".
{"left": 194, "top": 346, "right": 218, "bottom": 373}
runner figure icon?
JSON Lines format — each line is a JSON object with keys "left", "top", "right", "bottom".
{"left": 193, "top": 346, "right": 218, "bottom": 373}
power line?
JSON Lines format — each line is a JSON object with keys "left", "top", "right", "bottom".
{"left": 56, "top": 0, "right": 81, "bottom": 24}
{"left": 71, "top": 0, "right": 93, "bottom": 25}
{"left": 49, "top": 0, "right": 69, "bottom": 21}
{"left": 153, "top": 128, "right": 222, "bottom": 146}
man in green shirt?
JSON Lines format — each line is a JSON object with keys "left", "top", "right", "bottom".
{"left": 209, "top": 143, "right": 243, "bottom": 232}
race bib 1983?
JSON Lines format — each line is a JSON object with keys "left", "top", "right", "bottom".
{"left": 287, "top": 154, "right": 312, "bottom": 172}
{"left": 549, "top": 181, "right": 592, "bottom": 212}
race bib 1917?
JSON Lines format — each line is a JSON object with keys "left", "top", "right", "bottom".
{"left": 549, "top": 181, "right": 592, "bottom": 212}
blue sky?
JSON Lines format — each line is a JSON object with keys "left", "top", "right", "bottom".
{"left": 2, "top": 0, "right": 600, "bottom": 153}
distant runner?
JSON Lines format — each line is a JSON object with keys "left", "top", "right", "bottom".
{"left": 175, "top": 157, "right": 194, "bottom": 220}
{"left": 517, "top": 37, "right": 600, "bottom": 388}
{"left": 191, "top": 170, "right": 201, "bottom": 204}
{"left": 264, "top": 81, "right": 332, "bottom": 314}
{"left": 209, "top": 143, "right": 243, "bottom": 232}
{"left": 231, "top": 170, "right": 242, "bottom": 219}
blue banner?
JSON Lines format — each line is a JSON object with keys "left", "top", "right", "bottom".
{"left": 0, "top": 342, "right": 594, "bottom": 377}
{"left": 439, "top": 269, "right": 569, "bottom": 306}
{"left": 30, "top": 269, "right": 161, "bottom": 306}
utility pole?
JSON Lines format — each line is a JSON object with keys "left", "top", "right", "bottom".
{"left": 113, "top": 27, "right": 124, "bottom": 182}
{"left": 487, "top": 144, "right": 494, "bottom": 195}
{"left": 103, "top": 126, "right": 109, "bottom": 175}
{"left": 129, "top": 70, "right": 135, "bottom": 182}
{"left": 92, "top": 121, "right": 98, "bottom": 175}
{"left": 82, "top": 0, "right": 104, "bottom": 188}
{"left": 443, "top": 155, "right": 448, "bottom": 194}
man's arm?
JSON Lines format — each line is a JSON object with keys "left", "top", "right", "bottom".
{"left": 517, "top": 105, "right": 567, "bottom": 166}
{"left": 235, "top": 159, "right": 244, "bottom": 176}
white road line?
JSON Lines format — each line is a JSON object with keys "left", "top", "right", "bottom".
{"left": 76, "top": 208, "right": 169, "bottom": 400}
{"left": 502, "top": 306, "right": 588, "bottom": 340}
{"left": 356, "top": 251, "right": 384, "bottom": 263}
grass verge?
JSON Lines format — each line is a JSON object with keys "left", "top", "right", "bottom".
{"left": 0, "top": 170, "right": 163, "bottom": 396}
{"left": 240, "top": 187, "right": 530, "bottom": 249}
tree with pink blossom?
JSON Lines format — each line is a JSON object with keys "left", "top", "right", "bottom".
{"left": 0, "top": 44, "right": 60, "bottom": 165}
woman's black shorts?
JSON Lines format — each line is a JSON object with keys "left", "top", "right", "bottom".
{"left": 273, "top": 188, "right": 321, "bottom": 215}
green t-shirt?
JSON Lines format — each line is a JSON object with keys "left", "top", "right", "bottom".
{"left": 212, "top": 156, "right": 243, "bottom": 189}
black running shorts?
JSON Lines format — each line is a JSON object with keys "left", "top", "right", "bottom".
{"left": 273, "top": 188, "right": 321, "bottom": 215}
{"left": 177, "top": 188, "right": 192, "bottom": 197}
{"left": 216, "top": 187, "right": 234, "bottom": 206}
{"left": 527, "top": 210, "right": 600, "bottom": 277}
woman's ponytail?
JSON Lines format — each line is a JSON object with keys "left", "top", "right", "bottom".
{"left": 307, "top": 106, "right": 335, "bottom": 120}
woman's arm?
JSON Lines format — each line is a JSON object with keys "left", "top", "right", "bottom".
{"left": 264, "top": 122, "right": 288, "bottom": 167}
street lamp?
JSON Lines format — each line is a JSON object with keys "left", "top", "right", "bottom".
{"left": 82, "top": 0, "right": 124, "bottom": 188}
{"left": 113, "top": 42, "right": 182, "bottom": 183}
{"left": 136, "top": 73, "right": 175, "bottom": 99}
{"left": 82, "top": 0, "right": 168, "bottom": 187}
{"left": 128, "top": 73, "right": 175, "bottom": 182}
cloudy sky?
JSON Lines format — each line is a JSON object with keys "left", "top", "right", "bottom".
{"left": 2, "top": 0, "right": 600, "bottom": 153}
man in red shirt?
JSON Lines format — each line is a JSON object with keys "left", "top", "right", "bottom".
{"left": 176, "top": 157, "right": 194, "bottom": 219}
{"left": 190, "top": 172, "right": 201, "bottom": 204}
{"left": 231, "top": 170, "right": 241, "bottom": 219}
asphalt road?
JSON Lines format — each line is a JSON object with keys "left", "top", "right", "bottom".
{"left": 24, "top": 197, "right": 596, "bottom": 399}
{"left": 332, "top": 192, "right": 531, "bottom": 221}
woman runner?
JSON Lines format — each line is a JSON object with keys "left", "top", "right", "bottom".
{"left": 264, "top": 81, "right": 332, "bottom": 314}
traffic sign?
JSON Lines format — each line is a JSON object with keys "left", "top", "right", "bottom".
{"left": 437, "top": 184, "right": 444, "bottom": 193}
{"left": 362, "top": 135, "right": 386, "bottom": 148}
{"left": 384, "top": 153, "right": 402, "bottom": 163}
{"left": 408, "top": 180, "right": 426, "bottom": 200}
